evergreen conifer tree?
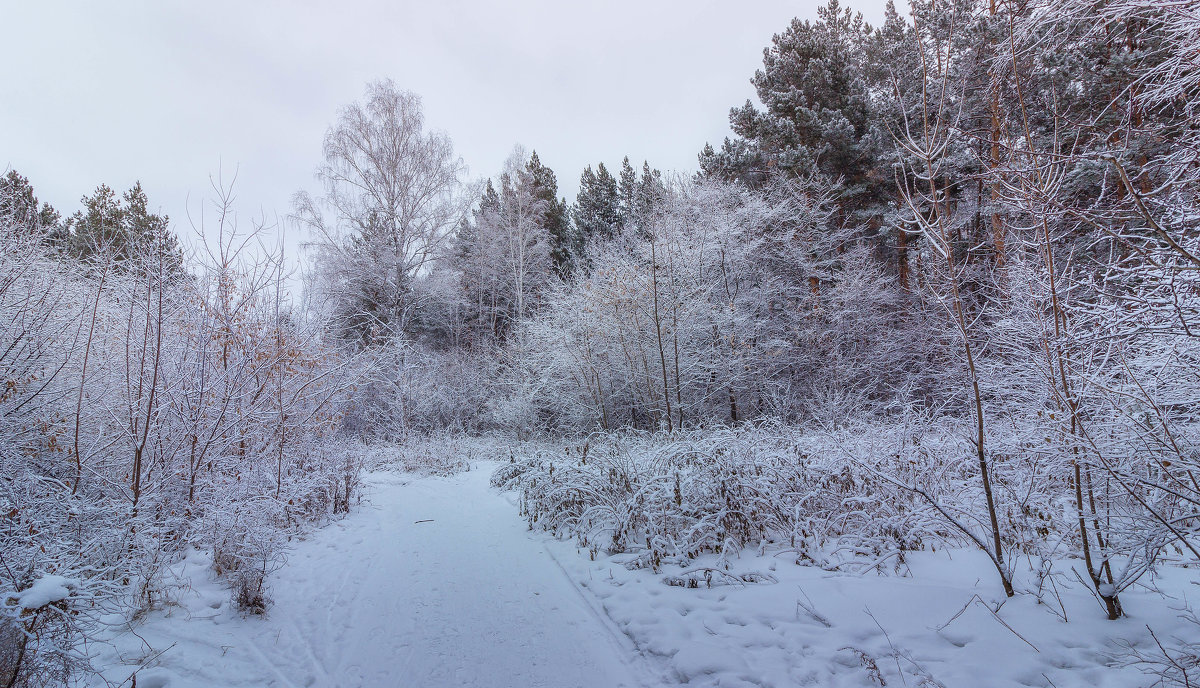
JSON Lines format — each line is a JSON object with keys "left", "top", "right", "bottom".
{"left": 68, "top": 182, "right": 182, "bottom": 276}
{"left": 525, "top": 152, "right": 574, "bottom": 278}
{"left": 572, "top": 162, "right": 621, "bottom": 245}
{"left": 0, "top": 170, "right": 65, "bottom": 247}
{"left": 618, "top": 157, "right": 637, "bottom": 226}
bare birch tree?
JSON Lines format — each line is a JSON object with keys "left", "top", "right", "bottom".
{"left": 296, "top": 80, "right": 468, "bottom": 346}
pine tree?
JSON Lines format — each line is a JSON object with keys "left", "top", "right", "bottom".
{"left": 68, "top": 182, "right": 183, "bottom": 276}
{"left": 572, "top": 162, "right": 621, "bottom": 245}
{"left": 861, "top": 0, "right": 923, "bottom": 289}
{"left": 618, "top": 157, "right": 637, "bottom": 225}
{"left": 706, "top": 0, "right": 877, "bottom": 217}
{"left": 451, "top": 152, "right": 563, "bottom": 342}
{"left": 634, "top": 161, "right": 665, "bottom": 229}
{"left": 525, "top": 152, "right": 574, "bottom": 278}
{"left": 0, "top": 170, "right": 65, "bottom": 247}
{"left": 697, "top": 138, "right": 768, "bottom": 186}
{"left": 479, "top": 178, "right": 501, "bottom": 217}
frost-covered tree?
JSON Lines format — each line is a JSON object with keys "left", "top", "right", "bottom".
{"left": 492, "top": 149, "right": 554, "bottom": 325}
{"left": 0, "top": 175, "right": 360, "bottom": 686}
{"left": 449, "top": 149, "right": 558, "bottom": 343}
{"left": 297, "top": 80, "right": 468, "bottom": 346}
{"left": 503, "top": 176, "right": 921, "bottom": 432}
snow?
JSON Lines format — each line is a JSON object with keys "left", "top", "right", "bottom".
{"left": 15, "top": 575, "right": 78, "bottom": 610}
{"left": 538, "top": 532, "right": 1199, "bottom": 688}
{"left": 91, "top": 466, "right": 643, "bottom": 688}
{"left": 92, "top": 461, "right": 1200, "bottom": 688}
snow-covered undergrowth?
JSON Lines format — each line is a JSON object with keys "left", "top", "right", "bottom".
{"left": 362, "top": 433, "right": 512, "bottom": 476}
{"left": 0, "top": 201, "right": 366, "bottom": 685}
{"left": 493, "top": 423, "right": 989, "bottom": 574}
{"left": 2, "top": 434, "right": 364, "bottom": 688}
{"left": 493, "top": 424, "right": 1200, "bottom": 686}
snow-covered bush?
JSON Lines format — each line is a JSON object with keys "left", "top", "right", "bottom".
{"left": 493, "top": 422, "right": 1000, "bottom": 574}
{"left": 0, "top": 574, "right": 89, "bottom": 688}
{"left": 361, "top": 432, "right": 512, "bottom": 476}
{"left": 341, "top": 343, "right": 500, "bottom": 439}
{"left": 0, "top": 187, "right": 364, "bottom": 681}
{"left": 491, "top": 407, "right": 1191, "bottom": 590}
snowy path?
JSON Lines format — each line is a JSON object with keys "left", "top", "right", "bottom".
{"left": 95, "top": 463, "right": 1198, "bottom": 688}
{"left": 98, "top": 466, "right": 648, "bottom": 688}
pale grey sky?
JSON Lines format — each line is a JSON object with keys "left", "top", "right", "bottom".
{"left": 2, "top": 0, "right": 891, "bottom": 254}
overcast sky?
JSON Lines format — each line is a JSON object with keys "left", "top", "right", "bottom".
{"left": 2, "top": 0, "right": 890, "bottom": 256}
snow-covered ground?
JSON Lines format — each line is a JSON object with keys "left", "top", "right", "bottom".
{"left": 94, "top": 463, "right": 1197, "bottom": 688}
{"left": 91, "top": 467, "right": 644, "bottom": 688}
{"left": 546, "top": 538, "right": 1197, "bottom": 687}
